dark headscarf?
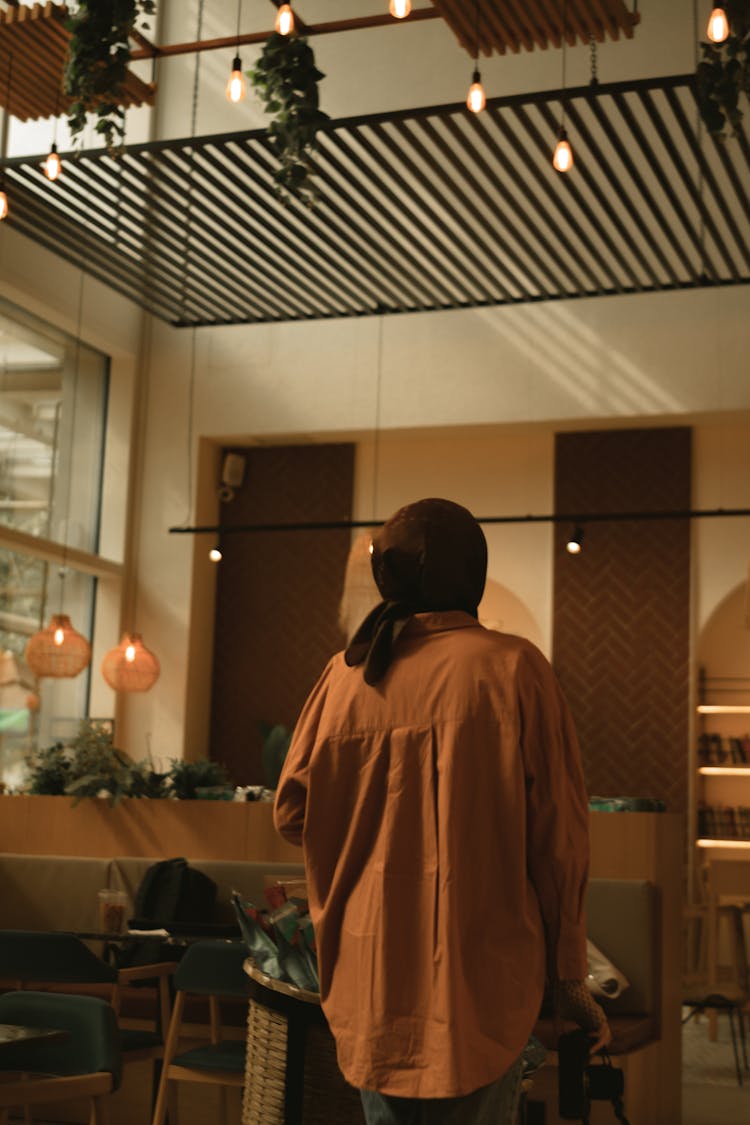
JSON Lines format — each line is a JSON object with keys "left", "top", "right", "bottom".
{"left": 344, "top": 498, "right": 487, "bottom": 685}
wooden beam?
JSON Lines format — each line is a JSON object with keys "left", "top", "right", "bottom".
{"left": 130, "top": 8, "right": 442, "bottom": 60}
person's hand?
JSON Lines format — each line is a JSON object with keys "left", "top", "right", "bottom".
{"left": 554, "top": 979, "right": 612, "bottom": 1054}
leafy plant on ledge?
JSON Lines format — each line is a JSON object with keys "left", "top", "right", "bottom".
{"left": 250, "top": 32, "right": 331, "bottom": 206}
{"left": 64, "top": 0, "right": 155, "bottom": 155}
{"left": 696, "top": 2, "right": 750, "bottom": 136}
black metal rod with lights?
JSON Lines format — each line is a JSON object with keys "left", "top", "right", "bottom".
{"left": 168, "top": 506, "right": 750, "bottom": 536}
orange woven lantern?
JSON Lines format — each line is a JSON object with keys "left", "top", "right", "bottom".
{"left": 25, "top": 614, "right": 91, "bottom": 678}
{"left": 101, "top": 633, "right": 160, "bottom": 693}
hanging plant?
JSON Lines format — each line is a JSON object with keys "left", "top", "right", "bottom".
{"left": 63, "top": 0, "right": 155, "bottom": 155}
{"left": 249, "top": 32, "right": 330, "bottom": 206}
{"left": 695, "top": 2, "right": 750, "bottom": 136}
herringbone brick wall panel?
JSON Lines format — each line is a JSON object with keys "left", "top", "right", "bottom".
{"left": 210, "top": 444, "right": 354, "bottom": 785}
{"left": 553, "top": 429, "right": 691, "bottom": 812}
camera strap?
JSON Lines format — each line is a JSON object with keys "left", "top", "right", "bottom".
{"left": 593, "top": 1052, "right": 630, "bottom": 1125}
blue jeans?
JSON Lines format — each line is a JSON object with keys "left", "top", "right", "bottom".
{"left": 359, "top": 1058, "right": 523, "bottom": 1125}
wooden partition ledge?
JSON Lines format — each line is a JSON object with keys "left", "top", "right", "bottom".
{"left": 0, "top": 795, "right": 302, "bottom": 863}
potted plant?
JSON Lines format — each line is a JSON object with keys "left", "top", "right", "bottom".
{"left": 64, "top": 0, "right": 156, "bottom": 154}
{"left": 696, "top": 2, "right": 750, "bottom": 135}
{"left": 249, "top": 31, "right": 330, "bottom": 206}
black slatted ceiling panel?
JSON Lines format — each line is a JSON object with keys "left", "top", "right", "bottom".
{"left": 2, "top": 73, "right": 748, "bottom": 327}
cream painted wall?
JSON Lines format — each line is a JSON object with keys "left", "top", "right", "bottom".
{"left": 126, "top": 288, "right": 750, "bottom": 764}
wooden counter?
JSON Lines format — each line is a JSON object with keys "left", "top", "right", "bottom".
{"left": 0, "top": 795, "right": 302, "bottom": 863}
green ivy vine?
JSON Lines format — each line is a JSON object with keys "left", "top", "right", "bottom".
{"left": 64, "top": 0, "right": 155, "bottom": 155}
{"left": 695, "top": 1, "right": 750, "bottom": 136}
{"left": 250, "top": 32, "right": 330, "bottom": 206}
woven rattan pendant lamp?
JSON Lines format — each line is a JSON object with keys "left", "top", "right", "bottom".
{"left": 25, "top": 613, "right": 91, "bottom": 679}
{"left": 101, "top": 632, "right": 160, "bottom": 692}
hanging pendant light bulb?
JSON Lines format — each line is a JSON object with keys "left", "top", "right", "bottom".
{"left": 0, "top": 190, "right": 8, "bottom": 221}
{"left": 209, "top": 547, "right": 222, "bottom": 562}
{"left": 43, "top": 142, "right": 62, "bottom": 181}
{"left": 275, "top": 4, "right": 295, "bottom": 35}
{"left": 226, "top": 56, "right": 246, "bottom": 102}
{"left": 565, "top": 526, "right": 584, "bottom": 554}
{"left": 553, "top": 127, "right": 574, "bottom": 173}
{"left": 706, "top": 7, "right": 730, "bottom": 43}
{"left": 467, "top": 69, "right": 486, "bottom": 113}
{"left": 102, "top": 632, "right": 160, "bottom": 693}
{"left": 26, "top": 614, "right": 91, "bottom": 678}
{"left": 389, "top": 0, "right": 412, "bottom": 17}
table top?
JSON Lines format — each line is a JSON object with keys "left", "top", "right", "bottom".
{"left": 0, "top": 1023, "right": 68, "bottom": 1049}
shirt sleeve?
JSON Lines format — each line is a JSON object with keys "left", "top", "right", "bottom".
{"left": 517, "top": 642, "right": 590, "bottom": 981}
{"left": 273, "top": 659, "right": 334, "bottom": 847}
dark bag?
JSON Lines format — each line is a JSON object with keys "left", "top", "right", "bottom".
{"left": 112, "top": 857, "right": 217, "bottom": 970}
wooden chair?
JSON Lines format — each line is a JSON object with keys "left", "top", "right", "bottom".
{"left": 0, "top": 930, "right": 175, "bottom": 1086}
{"left": 151, "top": 940, "right": 249, "bottom": 1125}
{"left": 0, "top": 990, "right": 122, "bottom": 1125}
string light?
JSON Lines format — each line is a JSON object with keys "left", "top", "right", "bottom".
{"left": 706, "top": 7, "right": 730, "bottom": 43}
{"left": 566, "top": 526, "right": 584, "bottom": 554}
{"left": 553, "top": 128, "right": 574, "bottom": 173}
{"left": 553, "top": 1, "right": 574, "bottom": 173}
{"left": 43, "top": 142, "right": 62, "bottom": 181}
{"left": 226, "top": 0, "right": 245, "bottom": 102}
{"left": 389, "top": 0, "right": 412, "bottom": 17}
{"left": 466, "top": 1, "right": 486, "bottom": 114}
{"left": 275, "top": 4, "right": 295, "bottom": 36}
{"left": 226, "top": 57, "right": 246, "bottom": 103}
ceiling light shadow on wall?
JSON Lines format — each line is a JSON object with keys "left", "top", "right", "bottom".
{"left": 474, "top": 300, "right": 686, "bottom": 417}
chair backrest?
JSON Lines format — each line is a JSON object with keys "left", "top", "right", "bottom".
{"left": 173, "top": 940, "right": 250, "bottom": 997}
{"left": 0, "top": 930, "right": 117, "bottom": 985}
{"left": 0, "top": 990, "right": 123, "bottom": 1089}
{"left": 586, "top": 878, "right": 657, "bottom": 1018}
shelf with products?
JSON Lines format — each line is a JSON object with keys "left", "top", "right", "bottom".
{"left": 694, "top": 669, "right": 750, "bottom": 847}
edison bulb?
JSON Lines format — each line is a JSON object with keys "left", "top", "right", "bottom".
{"left": 389, "top": 0, "right": 412, "bottom": 17}
{"left": 226, "top": 57, "right": 246, "bottom": 103}
{"left": 553, "top": 132, "right": 574, "bottom": 173}
{"left": 0, "top": 191, "right": 7, "bottom": 221}
{"left": 466, "top": 71, "right": 486, "bottom": 114}
{"left": 125, "top": 643, "right": 136, "bottom": 662}
{"left": 707, "top": 7, "right": 729, "bottom": 43}
{"left": 44, "top": 144, "right": 62, "bottom": 181}
{"left": 275, "top": 4, "right": 295, "bottom": 35}
{"left": 54, "top": 626, "right": 65, "bottom": 646}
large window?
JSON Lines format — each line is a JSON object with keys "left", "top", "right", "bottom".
{"left": 0, "top": 298, "right": 108, "bottom": 788}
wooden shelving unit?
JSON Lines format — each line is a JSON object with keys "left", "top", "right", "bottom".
{"left": 695, "top": 669, "right": 750, "bottom": 850}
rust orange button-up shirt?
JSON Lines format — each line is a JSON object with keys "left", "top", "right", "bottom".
{"left": 274, "top": 612, "right": 589, "bottom": 1098}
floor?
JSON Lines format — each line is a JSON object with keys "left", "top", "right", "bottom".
{"left": 681, "top": 1005, "right": 750, "bottom": 1124}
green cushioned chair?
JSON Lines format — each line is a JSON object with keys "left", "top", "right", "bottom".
{"left": 151, "top": 940, "right": 250, "bottom": 1125}
{"left": 0, "top": 929, "right": 176, "bottom": 1093}
{"left": 0, "top": 990, "right": 122, "bottom": 1125}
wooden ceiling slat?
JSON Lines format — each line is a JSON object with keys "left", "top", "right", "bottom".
{"left": 430, "top": 0, "right": 640, "bottom": 55}
{"left": 0, "top": 0, "right": 154, "bottom": 120}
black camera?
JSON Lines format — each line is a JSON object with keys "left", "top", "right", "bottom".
{"left": 558, "top": 1029, "right": 628, "bottom": 1123}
